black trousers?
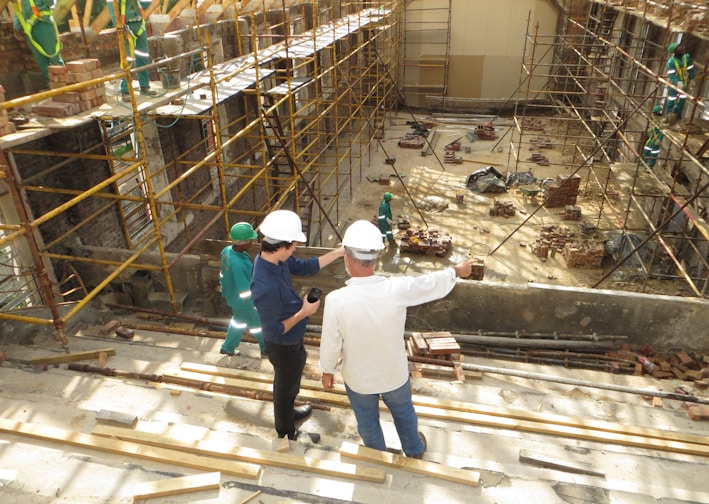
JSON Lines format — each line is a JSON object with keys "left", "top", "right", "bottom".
{"left": 265, "top": 340, "right": 307, "bottom": 438}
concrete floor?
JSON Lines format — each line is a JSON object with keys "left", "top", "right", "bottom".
{"left": 1, "top": 114, "right": 707, "bottom": 503}
{"left": 1, "top": 315, "right": 709, "bottom": 504}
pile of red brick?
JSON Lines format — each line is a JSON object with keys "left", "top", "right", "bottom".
{"left": 562, "top": 240, "right": 604, "bottom": 268}
{"left": 0, "top": 86, "right": 16, "bottom": 137}
{"left": 529, "top": 224, "right": 575, "bottom": 259}
{"left": 489, "top": 199, "right": 515, "bottom": 217}
{"left": 543, "top": 174, "right": 581, "bottom": 208}
{"left": 32, "top": 59, "right": 106, "bottom": 118}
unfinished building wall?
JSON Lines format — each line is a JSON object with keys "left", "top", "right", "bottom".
{"left": 509, "top": 0, "right": 709, "bottom": 297}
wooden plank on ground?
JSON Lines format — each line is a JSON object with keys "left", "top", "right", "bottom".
{"left": 411, "top": 332, "right": 428, "bottom": 355}
{"left": 132, "top": 471, "right": 221, "bottom": 500}
{"left": 339, "top": 441, "right": 479, "bottom": 487}
{"left": 28, "top": 348, "right": 116, "bottom": 365}
{"left": 177, "top": 363, "right": 709, "bottom": 451}
{"left": 414, "top": 404, "right": 709, "bottom": 458}
{"left": 92, "top": 424, "right": 386, "bottom": 483}
{"left": 518, "top": 449, "right": 605, "bottom": 477}
{"left": 0, "top": 418, "right": 260, "bottom": 478}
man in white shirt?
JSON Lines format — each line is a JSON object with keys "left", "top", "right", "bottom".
{"left": 319, "top": 220, "right": 472, "bottom": 458}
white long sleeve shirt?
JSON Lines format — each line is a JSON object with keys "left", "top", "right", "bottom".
{"left": 319, "top": 268, "right": 457, "bottom": 395}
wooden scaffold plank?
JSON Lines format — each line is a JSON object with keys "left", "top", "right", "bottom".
{"left": 0, "top": 418, "right": 261, "bottom": 479}
{"left": 92, "top": 424, "right": 387, "bottom": 483}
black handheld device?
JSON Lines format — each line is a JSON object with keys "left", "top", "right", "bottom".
{"left": 307, "top": 287, "right": 322, "bottom": 303}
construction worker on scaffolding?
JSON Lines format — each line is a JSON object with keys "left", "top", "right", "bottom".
{"left": 664, "top": 42, "right": 695, "bottom": 126}
{"left": 119, "top": 0, "right": 158, "bottom": 102}
{"left": 642, "top": 106, "right": 665, "bottom": 169}
{"left": 13, "top": 0, "right": 64, "bottom": 89}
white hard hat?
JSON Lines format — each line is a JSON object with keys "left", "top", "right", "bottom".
{"left": 342, "top": 220, "right": 384, "bottom": 259}
{"left": 259, "top": 210, "right": 307, "bottom": 243}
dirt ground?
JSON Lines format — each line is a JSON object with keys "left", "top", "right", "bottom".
{"left": 340, "top": 112, "right": 692, "bottom": 298}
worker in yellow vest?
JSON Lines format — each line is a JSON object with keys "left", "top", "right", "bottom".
{"left": 664, "top": 42, "right": 695, "bottom": 125}
{"left": 13, "top": 0, "right": 64, "bottom": 89}
{"left": 119, "top": 0, "right": 157, "bottom": 101}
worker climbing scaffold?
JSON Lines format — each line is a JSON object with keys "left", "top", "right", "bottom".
{"left": 642, "top": 106, "right": 665, "bottom": 168}
{"left": 664, "top": 42, "right": 695, "bottom": 125}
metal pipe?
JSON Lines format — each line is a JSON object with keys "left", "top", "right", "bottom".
{"left": 457, "top": 361, "right": 709, "bottom": 405}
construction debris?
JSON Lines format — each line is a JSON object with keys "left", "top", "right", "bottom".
{"left": 474, "top": 123, "right": 497, "bottom": 140}
{"left": 562, "top": 205, "right": 582, "bottom": 220}
{"left": 528, "top": 153, "right": 550, "bottom": 165}
{"left": 529, "top": 225, "right": 575, "bottom": 259}
{"left": 397, "top": 214, "right": 411, "bottom": 230}
{"left": 489, "top": 199, "right": 516, "bottom": 217}
{"left": 398, "top": 134, "right": 426, "bottom": 149}
{"left": 562, "top": 240, "right": 605, "bottom": 268}
{"left": 400, "top": 228, "right": 452, "bottom": 257}
{"left": 444, "top": 137, "right": 462, "bottom": 151}
{"left": 444, "top": 150, "right": 463, "bottom": 163}
{"left": 465, "top": 166, "right": 506, "bottom": 193}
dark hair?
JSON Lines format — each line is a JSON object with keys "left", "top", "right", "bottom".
{"left": 261, "top": 240, "right": 293, "bottom": 253}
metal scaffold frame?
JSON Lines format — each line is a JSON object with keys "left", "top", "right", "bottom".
{"left": 508, "top": 0, "right": 709, "bottom": 297}
{"left": 0, "top": 1, "right": 402, "bottom": 345}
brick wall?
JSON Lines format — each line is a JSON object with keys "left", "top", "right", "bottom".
{"left": 0, "top": 21, "right": 33, "bottom": 98}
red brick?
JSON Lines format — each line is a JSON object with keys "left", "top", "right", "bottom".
{"left": 687, "top": 405, "right": 709, "bottom": 421}
{"left": 53, "top": 92, "right": 81, "bottom": 104}
{"left": 48, "top": 65, "right": 69, "bottom": 75}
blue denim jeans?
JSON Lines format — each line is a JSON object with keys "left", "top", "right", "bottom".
{"left": 345, "top": 378, "right": 424, "bottom": 457}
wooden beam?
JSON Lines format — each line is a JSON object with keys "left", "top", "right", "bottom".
{"left": 87, "top": 6, "right": 111, "bottom": 42}
{"left": 197, "top": 0, "right": 218, "bottom": 16}
{"left": 414, "top": 404, "right": 709, "bottom": 458}
{"left": 0, "top": 0, "right": 12, "bottom": 17}
{"left": 178, "top": 364, "right": 709, "bottom": 455}
{"left": 143, "top": 0, "right": 162, "bottom": 17}
{"left": 132, "top": 471, "right": 221, "bottom": 500}
{"left": 518, "top": 449, "right": 605, "bottom": 477}
{"left": 0, "top": 418, "right": 261, "bottom": 479}
{"left": 91, "top": 424, "right": 387, "bottom": 483}
{"left": 82, "top": 0, "right": 93, "bottom": 26}
{"left": 340, "top": 441, "right": 480, "bottom": 487}
{"left": 53, "top": 0, "right": 77, "bottom": 25}
{"left": 28, "top": 348, "right": 116, "bottom": 365}
{"left": 165, "top": 0, "right": 191, "bottom": 22}
{"left": 178, "top": 362, "right": 709, "bottom": 448}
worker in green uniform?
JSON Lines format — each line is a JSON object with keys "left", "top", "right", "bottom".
{"left": 377, "top": 192, "right": 395, "bottom": 246}
{"left": 13, "top": 0, "right": 64, "bottom": 89}
{"left": 665, "top": 42, "right": 695, "bottom": 125}
{"left": 642, "top": 106, "right": 664, "bottom": 169}
{"left": 219, "top": 222, "right": 265, "bottom": 357}
{"left": 119, "top": 0, "right": 157, "bottom": 101}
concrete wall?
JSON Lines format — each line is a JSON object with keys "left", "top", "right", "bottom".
{"left": 1, "top": 243, "right": 706, "bottom": 352}
{"left": 402, "top": 0, "right": 558, "bottom": 107}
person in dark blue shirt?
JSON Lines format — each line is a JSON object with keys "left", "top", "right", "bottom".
{"left": 251, "top": 210, "right": 344, "bottom": 443}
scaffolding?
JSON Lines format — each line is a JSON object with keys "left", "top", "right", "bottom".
{"left": 399, "top": 0, "right": 452, "bottom": 108}
{"left": 508, "top": 0, "right": 709, "bottom": 297}
{"left": 0, "top": 1, "right": 401, "bottom": 344}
